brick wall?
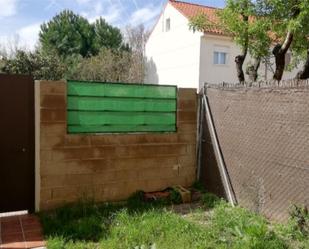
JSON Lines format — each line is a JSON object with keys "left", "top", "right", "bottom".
{"left": 204, "top": 86, "right": 309, "bottom": 221}
{"left": 38, "top": 81, "right": 197, "bottom": 210}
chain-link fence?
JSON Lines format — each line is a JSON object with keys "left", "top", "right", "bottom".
{"left": 200, "top": 80, "right": 309, "bottom": 221}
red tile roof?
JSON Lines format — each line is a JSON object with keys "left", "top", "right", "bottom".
{"left": 169, "top": 0, "right": 225, "bottom": 35}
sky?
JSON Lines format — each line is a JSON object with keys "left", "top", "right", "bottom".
{"left": 0, "top": 0, "right": 225, "bottom": 50}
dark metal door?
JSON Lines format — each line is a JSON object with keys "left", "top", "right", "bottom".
{"left": 0, "top": 74, "right": 35, "bottom": 213}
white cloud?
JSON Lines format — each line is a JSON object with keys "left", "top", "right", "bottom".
{"left": 82, "top": 1, "right": 121, "bottom": 24}
{"left": 94, "top": 1, "right": 103, "bottom": 14}
{"left": 130, "top": 5, "right": 161, "bottom": 27}
{"left": 0, "top": 34, "right": 26, "bottom": 55}
{"left": 0, "top": 22, "right": 40, "bottom": 52}
{"left": 0, "top": 0, "right": 18, "bottom": 19}
{"left": 101, "top": 5, "right": 121, "bottom": 23}
{"left": 79, "top": 1, "right": 161, "bottom": 28}
{"left": 17, "top": 22, "right": 41, "bottom": 50}
{"left": 0, "top": 0, "right": 163, "bottom": 53}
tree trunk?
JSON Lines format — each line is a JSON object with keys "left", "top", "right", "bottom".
{"left": 235, "top": 53, "right": 246, "bottom": 84}
{"left": 247, "top": 57, "right": 261, "bottom": 82}
{"left": 272, "top": 6, "right": 300, "bottom": 81}
{"left": 272, "top": 31, "right": 294, "bottom": 81}
{"left": 235, "top": 12, "right": 248, "bottom": 84}
{"left": 272, "top": 45, "right": 288, "bottom": 81}
{"left": 295, "top": 48, "right": 309, "bottom": 80}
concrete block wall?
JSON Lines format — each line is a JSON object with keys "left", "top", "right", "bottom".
{"left": 38, "top": 81, "right": 197, "bottom": 210}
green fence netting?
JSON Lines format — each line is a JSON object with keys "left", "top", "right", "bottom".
{"left": 67, "top": 80, "right": 177, "bottom": 133}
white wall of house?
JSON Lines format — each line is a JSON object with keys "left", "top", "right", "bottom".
{"left": 199, "top": 34, "right": 301, "bottom": 88}
{"left": 146, "top": 3, "right": 303, "bottom": 90}
{"left": 145, "top": 2, "right": 203, "bottom": 88}
{"left": 199, "top": 34, "right": 240, "bottom": 88}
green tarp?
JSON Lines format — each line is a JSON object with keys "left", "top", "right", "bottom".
{"left": 67, "top": 81, "right": 177, "bottom": 133}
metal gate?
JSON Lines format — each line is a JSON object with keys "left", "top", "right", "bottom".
{"left": 0, "top": 74, "right": 35, "bottom": 213}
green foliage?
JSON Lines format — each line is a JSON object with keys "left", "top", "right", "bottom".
{"left": 190, "top": 0, "right": 272, "bottom": 59}
{"left": 68, "top": 48, "right": 144, "bottom": 83}
{"left": 289, "top": 205, "right": 309, "bottom": 237}
{"left": 127, "top": 191, "right": 149, "bottom": 210}
{"left": 0, "top": 47, "right": 145, "bottom": 82}
{"left": 40, "top": 10, "right": 95, "bottom": 57}
{"left": 201, "top": 192, "right": 222, "bottom": 208}
{"left": 39, "top": 10, "right": 126, "bottom": 58}
{"left": 207, "top": 202, "right": 287, "bottom": 249}
{"left": 257, "top": 0, "right": 309, "bottom": 70}
{"left": 169, "top": 188, "right": 182, "bottom": 204}
{"left": 273, "top": 205, "right": 309, "bottom": 248}
{"left": 0, "top": 49, "right": 66, "bottom": 80}
{"left": 189, "top": 0, "right": 273, "bottom": 82}
{"left": 288, "top": 0, "right": 309, "bottom": 61}
{"left": 101, "top": 209, "right": 206, "bottom": 249}
{"left": 218, "top": 0, "right": 253, "bottom": 51}
{"left": 0, "top": 58, "right": 5, "bottom": 70}
{"left": 191, "top": 181, "right": 206, "bottom": 192}
{"left": 1, "top": 17, "right": 147, "bottom": 82}
{"left": 40, "top": 202, "right": 111, "bottom": 242}
{"left": 93, "top": 18, "right": 127, "bottom": 52}
{"left": 40, "top": 194, "right": 308, "bottom": 249}
{"left": 189, "top": 12, "right": 210, "bottom": 33}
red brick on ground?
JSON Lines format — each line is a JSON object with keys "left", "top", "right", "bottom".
{"left": 0, "top": 214, "right": 46, "bottom": 249}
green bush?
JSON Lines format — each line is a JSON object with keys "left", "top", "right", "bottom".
{"left": 202, "top": 192, "right": 222, "bottom": 208}
{"left": 169, "top": 188, "right": 182, "bottom": 204}
{"left": 289, "top": 205, "right": 309, "bottom": 237}
{"left": 1, "top": 50, "right": 66, "bottom": 80}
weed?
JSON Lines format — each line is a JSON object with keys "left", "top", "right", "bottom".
{"left": 127, "top": 190, "right": 147, "bottom": 209}
{"left": 169, "top": 188, "right": 182, "bottom": 204}
{"left": 201, "top": 192, "right": 222, "bottom": 208}
{"left": 39, "top": 192, "right": 306, "bottom": 249}
{"left": 191, "top": 181, "right": 206, "bottom": 192}
{"left": 208, "top": 202, "right": 287, "bottom": 249}
{"left": 289, "top": 205, "right": 309, "bottom": 237}
{"left": 127, "top": 190, "right": 168, "bottom": 210}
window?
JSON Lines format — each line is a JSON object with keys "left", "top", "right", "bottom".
{"left": 166, "top": 18, "right": 171, "bottom": 32}
{"left": 214, "top": 51, "right": 227, "bottom": 65}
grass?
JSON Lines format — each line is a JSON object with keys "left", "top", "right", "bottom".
{"left": 39, "top": 191, "right": 309, "bottom": 249}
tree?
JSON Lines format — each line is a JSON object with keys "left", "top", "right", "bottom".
{"left": 39, "top": 10, "right": 95, "bottom": 57}
{"left": 125, "top": 25, "right": 149, "bottom": 54}
{"left": 39, "top": 10, "right": 127, "bottom": 58}
{"left": 93, "top": 18, "right": 124, "bottom": 52}
{"left": 190, "top": 0, "right": 271, "bottom": 83}
{"left": 68, "top": 48, "right": 131, "bottom": 82}
{"left": 293, "top": 32, "right": 309, "bottom": 80}
{"left": 0, "top": 57, "right": 5, "bottom": 70}
{"left": 295, "top": 49, "right": 309, "bottom": 79}
{"left": 124, "top": 25, "right": 150, "bottom": 83}
{"left": 266, "top": 1, "right": 299, "bottom": 81}
{"left": 290, "top": 1, "right": 309, "bottom": 79}
{"left": 257, "top": 0, "right": 309, "bottom": 81}
{"left": 67, "top": 25, "right": 150, "bottom": 83}
{"left": 0, "top": 50, "right": 66, "bottom": 80}
{"left": 221, "top": 0, "right": 250, "bottom": 84}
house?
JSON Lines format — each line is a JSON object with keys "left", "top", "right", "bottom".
{"left": 145, "top": 0, "right": 298, "bottom": 89}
